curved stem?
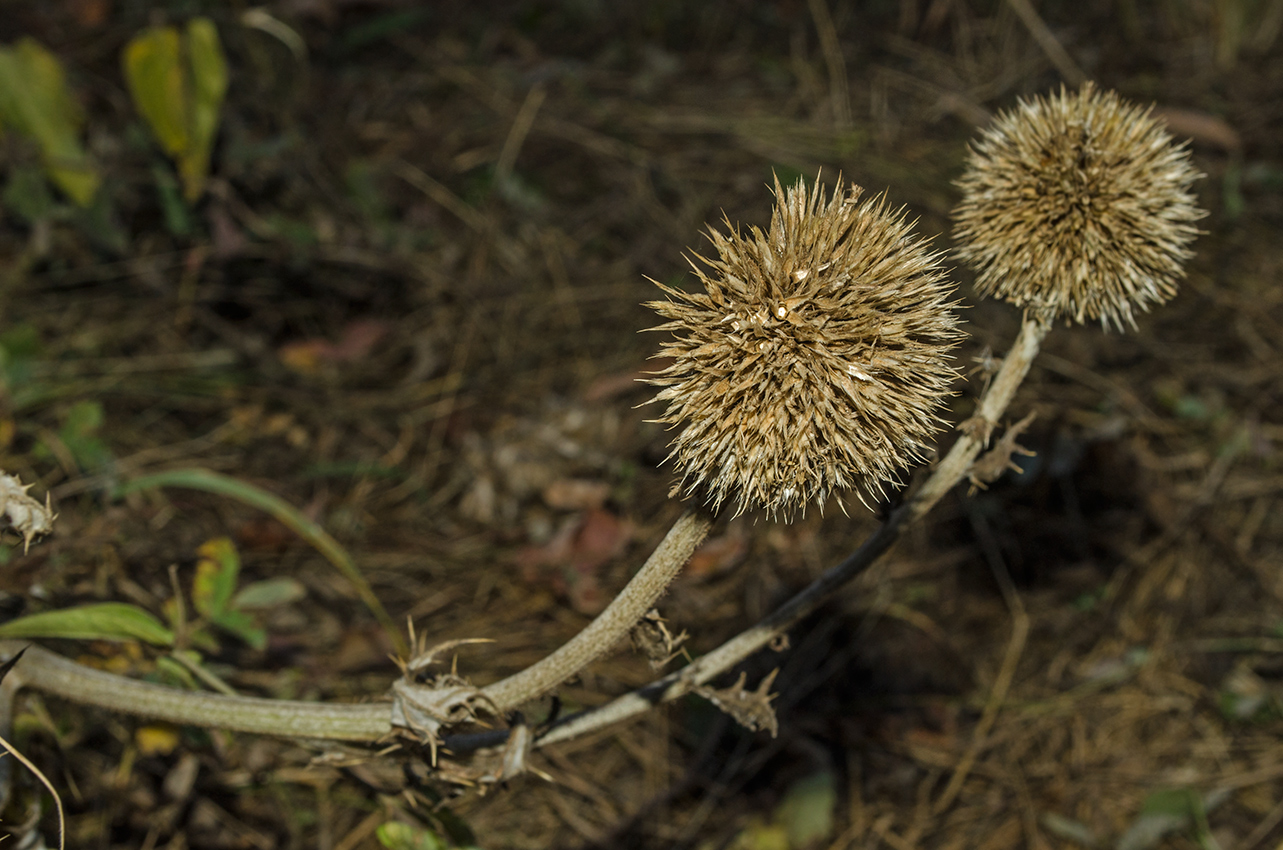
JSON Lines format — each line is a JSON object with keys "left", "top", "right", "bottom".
{"left": 2, "top": 643, "right": 390, "bottom": 740}
{"left": 0, "top": 507, "right": 714, "bottom": 740}
{"left": 482, "top": 507, "right": 714, "bottom": 712}
{"left": 536, "top": 309, "right": 1053, "bottom": 747}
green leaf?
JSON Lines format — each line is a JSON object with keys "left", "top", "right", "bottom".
{"left": 0, "top": 38, "right": 100, "bottom": 206}
{"left": 33, "top": 400, "right": 114, "bottom": 471}
{"left": 151, "top": 161, "right": 192, "bottom": 236}
{"left": 72, "top": 183, "right": 130, "bottom": 255}
{"left": 376, "top": 821, "right": 447, "bottom": 850}
{"left": 152, "top": 654, "right": 199, "bottom": 689}
{"left": 0, "top": 324, "right": 41, "bottom": 396}
{"left": 212, "top": 609, "right": 265, "bottom": 651}
{"left": 123, "top": 27, "right": 187, "bottom": 156}
{"left": 192, "top": 537, "right": 239, "bottom": 619}
{"left": 3, "top": 166, "right": 57, "bottom": 224}
{"left": 114, "top": 468, "right": 403, "bottom": 655}
{"left": 1116, "top": 788, "right": 1229, "bottom": 850}
{"left": 122, "top": 18, "right": 227, "bottom": 203}
{"left": 182, "top": 18, "right": 227, "bottom": 203}
{"left": 232, "top": 577, "right": 306, "bottom": 610}
{"left": 726, "top": 819, "right": 789, "bottom": 850}
{"left": 0, "top": 602, "right": 174, "bottom": 645}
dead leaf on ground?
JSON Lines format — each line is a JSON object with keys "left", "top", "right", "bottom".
{"left": 685, "top": 523, "right": 749, "bottom": 579}
{"left": 542, "top": 478, "right": 611, "bottom": 511}
{"left": 516, "top": 508, "right": 635, "bottom": 614}
{"left": 278, "top": 319, "right": 391, "bottom": 375}
{"left": 1154, "top": 106, "right": 1241, "bottom": 151}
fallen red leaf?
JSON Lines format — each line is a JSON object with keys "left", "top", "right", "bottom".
{"left": 542, "top": 478, "right": 611, "bottom": 511}
{"left": 279, "top": 319, "right": 391, "bottom": 375}
{"left": 516, "top": 509, "right": 635, "bottom": 614}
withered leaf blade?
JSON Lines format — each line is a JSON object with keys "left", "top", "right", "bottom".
{"left": 694, "top": 669, "right": 780, "bottom": 737}
{"left": 967, "top": 411, "right": 1038, "bottom": 493}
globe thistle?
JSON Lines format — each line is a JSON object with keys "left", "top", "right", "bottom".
{"left": 952, "top": 82, "right": 1206, "bottom": 330}
{"left": 645, "top": 176, "right": 963, "bottom": 520}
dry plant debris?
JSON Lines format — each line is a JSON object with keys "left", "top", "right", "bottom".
{"left": 0, "top": 472, "right": 55, "bottom": 553}
{"left": 693, "top": 668, "right": 781, "bottom": 737}
{"left": 628, "top": 608, "right": 690, "bottom": 670}
{"left": 390, "top": 636, "right": 499, "bottom": 763}
{"left": 966, "top": 410, "right": 1038, "bottom": 493}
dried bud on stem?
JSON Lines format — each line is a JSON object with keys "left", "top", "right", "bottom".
{"left": 646, "top": 176, "right": 963, "bottom": 519}
{"left": 952, "top": 82, "right": 1205, "bottom": 330}
{"left": 0, "top": 472, "right": 55, "bottom": 553}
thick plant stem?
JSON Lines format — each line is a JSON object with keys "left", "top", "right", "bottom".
{"left": 482, "top": 507, "right": 714, "bottom": 712}
{"left": 0, "top": 508, "right": 713, "bottom": 740}
{"left": 536, "top": 310, "right": 1054, "bottom": 747}
{"left": 0, "top": 643, "right": 389, "bottom": 740}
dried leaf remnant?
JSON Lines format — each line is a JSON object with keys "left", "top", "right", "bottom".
{"left": 629, "top": 608, "right": 690, "bottom": 670}
{"left": 390, "top": 634, "right": 499, "bottom": 763}
{"left": 694, "top": 668, "right": 781, "bottom": 736}
{"left": 0, "top": 472, "right": 55, "bottom": 552}
{"left": 967, "top": 411, "right": 1038, "bottom": 493}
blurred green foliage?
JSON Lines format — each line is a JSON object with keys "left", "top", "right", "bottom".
{"left": 123, "top": 18, "right": 228, "bottom": 203}
{"left": 0, "top": 38, "right": 101, "bottom": 207}
{"left": 0, "top": 18, "right": 227, "bottom": 243}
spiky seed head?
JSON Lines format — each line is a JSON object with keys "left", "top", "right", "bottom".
{"left": 952, "top": 82, "right": 1206, "bottom": 330}
{"left": 644, "top": 176, "right": 964, "bottom": 521}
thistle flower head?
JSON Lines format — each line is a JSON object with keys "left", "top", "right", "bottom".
{"left": 644, "top": 176, "right": 963, "bottom": 520}
{"left": 952, "top": 82, "right": 1205, "bottom": 330}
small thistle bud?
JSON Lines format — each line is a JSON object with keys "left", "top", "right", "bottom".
{"left": 644, "top": 177, "right": 963, "bottom": 520}
{"left": 952, "top": 83, "right": 1206, "bottom": 330}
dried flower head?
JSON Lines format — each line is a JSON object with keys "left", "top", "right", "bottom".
{"left": 952, "top": 82, "right": 1205, "bottom": 330}
{"left": 645, "top": 176, "right": 963, "bottom": 520}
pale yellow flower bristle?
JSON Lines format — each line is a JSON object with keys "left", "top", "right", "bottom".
{"left": 644, "top": 176, "right": 963, "bottom": 520}
{"left": 952, "top": 82, "right": 1206, "bottom": 330}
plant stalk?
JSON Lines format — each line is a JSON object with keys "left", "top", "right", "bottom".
{"left": 1, "top": 643, "right": 389, "bottom": 740}
{"left": 0, "top": 312, "right": 1046, "bottom": 747}
{"left": 482, "top": 507, "right": 713, "bottom": 711}
{"left": 535, "top": 309, "right": 1054, "bottom": 747}
{"left": 0, "top": 507, "right": 714, "bottom": 739}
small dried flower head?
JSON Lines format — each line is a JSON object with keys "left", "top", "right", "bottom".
{"left": 952, "top": 82, "right": 1206, "bottom": 330}
{"left": 645, "top": 176, "right": 963, "bottom": 520}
